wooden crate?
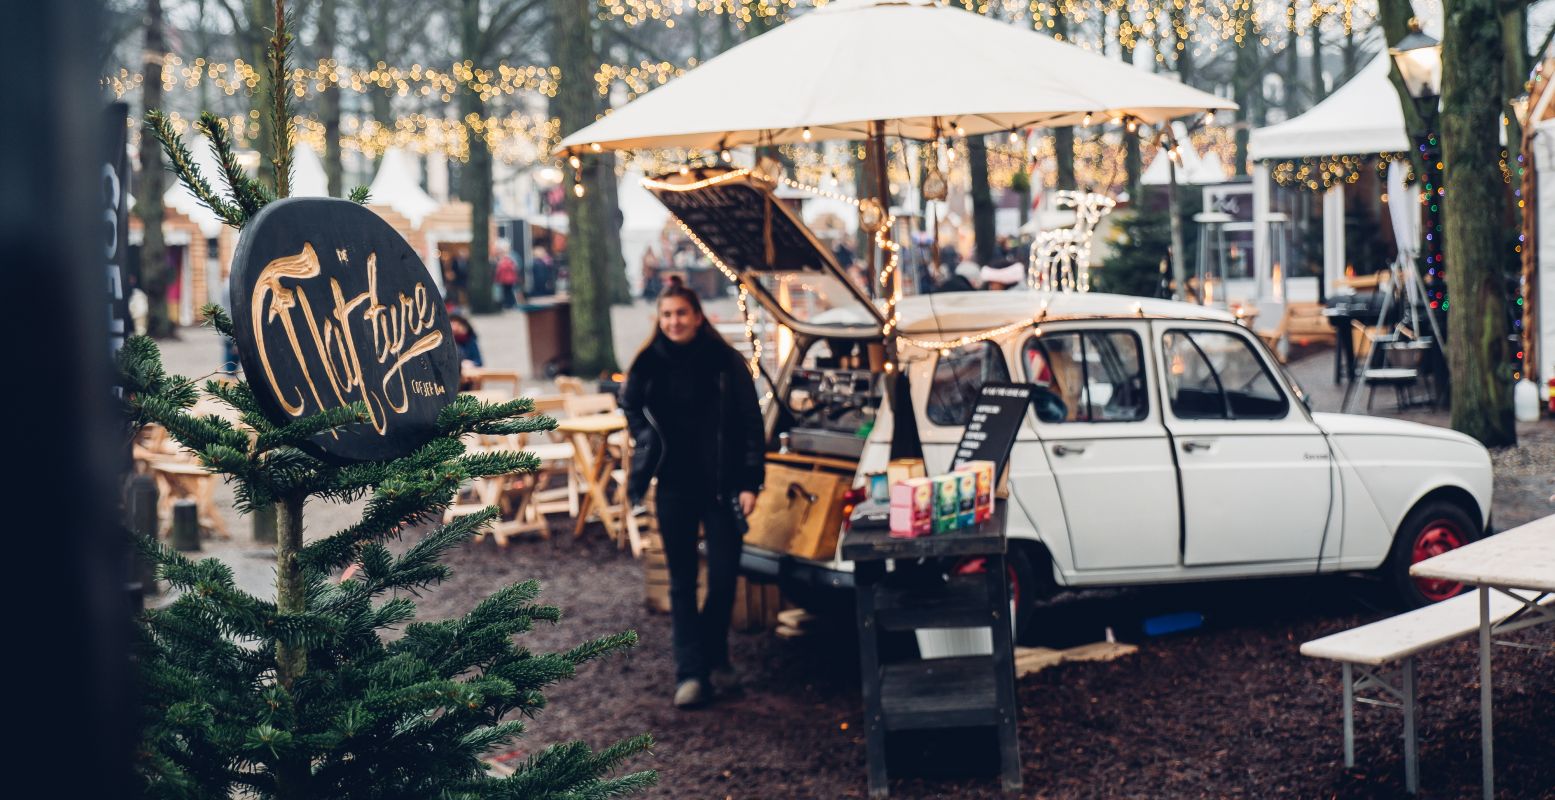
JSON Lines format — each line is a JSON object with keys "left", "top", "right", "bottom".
{"left": 745, "top": 461, "right": 853, "bottom": 560}
{"left": 642, "top": 531, "right": 788, "bottom": 630}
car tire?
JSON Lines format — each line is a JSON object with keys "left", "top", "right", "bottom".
{"left": 1386, "top": 499, "right": 1479, "bottom": 608}
{"left": 949, "top": 543, "right": 1050, "bottom": 645}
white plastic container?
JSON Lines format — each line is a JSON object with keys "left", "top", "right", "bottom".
{"left": 1515, "top": 378, "right": 1541, "bottom": 422}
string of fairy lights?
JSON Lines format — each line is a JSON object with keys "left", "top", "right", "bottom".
{"left": 596, "top": 0, "right": 1403, "bottom": 62}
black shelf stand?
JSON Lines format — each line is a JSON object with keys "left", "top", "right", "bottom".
{"left": 842, "top": 501, "right": 1022, "bottom": 798}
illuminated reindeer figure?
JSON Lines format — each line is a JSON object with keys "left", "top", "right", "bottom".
{"left": 1027, "top": 190, "right": 1117, "bottom": 294}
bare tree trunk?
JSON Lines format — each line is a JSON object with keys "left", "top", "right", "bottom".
{"left": 272, "top": 494, "right": 309, "bottom": 796}
{"left": 1442, "top": 0, "right": 1516, "bottom": 445}
{"left": 555, "top": 0, "right": 617, "bottom": 375}
{"left": 318, "top": 0, "right": 342, "bottom": 196}
{"left": 138, "top": 0, "right": 172, "bottom": 337}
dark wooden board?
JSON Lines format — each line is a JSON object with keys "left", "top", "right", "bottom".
{"left": 879, "top": 656, "right": 1000, "bottom": 730}
{"left": 950, "top": 382, "right": 1036, "bottom": 484}
{"left": 646, "top": 169, "right": 836, "bottom": 274}
{"left": 841, "top": 501, "right": 1007, "bottom": 562}
{"left": 229, "top": 197, "right": 459, "bottom": 463}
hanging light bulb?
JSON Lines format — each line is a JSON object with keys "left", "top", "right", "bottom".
{"left": 573, "top": 182, "right": 586, "bottom": 197}
{"left": 679, "top": 164, "right": 690, "bottom": 175}
{"left": 955, "top": 122, "right": 966, "bottom": 137}
{"left": 568, "top": 155, "right": 581, "bottom": 169}
{"left": 720, "top": 148, "right": 731, "bottom": 162}
{"left": 589, "top": 142, "right": 602, "bottom": 152}
{"left": 1125, "top": 118, "right": 1138, "bottom": 133}
{"left": 1008, "top": 130, "right": 1019, "bottom": 143}
{"left": 802, "top": 126, "right": 812, "bottom": 142}
{"left": 1082, "top": 111, "right": 1093, "bottom": 127}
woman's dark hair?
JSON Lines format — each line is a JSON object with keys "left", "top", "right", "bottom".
{"left": 448, "top": 313, "right": 476, "bottom": 338}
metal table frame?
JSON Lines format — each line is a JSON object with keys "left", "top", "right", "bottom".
{"left": 1410, "top": 519, "right": 1555, "bottom": 799}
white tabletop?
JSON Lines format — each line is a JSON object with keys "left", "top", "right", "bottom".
{"left": 1411, "top": 514, "right": 1555, "bottom": 592}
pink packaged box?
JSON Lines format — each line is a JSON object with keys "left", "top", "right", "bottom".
{"left": 889, "top": 477, "right": 934, "bottom": 538}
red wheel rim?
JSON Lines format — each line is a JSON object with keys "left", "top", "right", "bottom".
{"left": 1411, "top": 519, "right": 1468, "bottom": 602}
{"left": 951, "top": 557, "right": 1020, "bottom": 608}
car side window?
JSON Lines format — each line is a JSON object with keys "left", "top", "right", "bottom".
{"left": 927, "top": 341, "right": 1011, "bottom": 426}
{"left": 1022, "top": 330, "right": 1148, "bottom": 422}
{"left": 1163, "top": 329, "right": 1288, "bottom": 419}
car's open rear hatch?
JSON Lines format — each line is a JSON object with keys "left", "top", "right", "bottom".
{"left": 644, "top": 167, "right": 885, "bottom": 339}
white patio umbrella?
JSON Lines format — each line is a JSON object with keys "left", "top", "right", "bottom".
{"left": 557, "top": 0, "right": 1234, "bottom": 155}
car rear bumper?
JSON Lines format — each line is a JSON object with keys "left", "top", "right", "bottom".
{"left": 741, "top": 547, "right": 854, "bottom": 591}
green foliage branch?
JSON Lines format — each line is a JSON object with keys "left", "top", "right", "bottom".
{"left": 119, "top": 327, "right": 654, "bottom": 799}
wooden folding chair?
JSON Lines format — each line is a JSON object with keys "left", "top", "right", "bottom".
{"left": 554, "top": 375, "right": 586, "bottom": 396}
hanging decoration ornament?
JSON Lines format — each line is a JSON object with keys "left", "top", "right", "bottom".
{"left": 858, "top": 197, "right": 886, "bottom": 234}
{"left": 1027, "top": 190, "right": 1117, "bottom": 294}
{"left": 922, "top": 155, "right": 948, "bottom": 202}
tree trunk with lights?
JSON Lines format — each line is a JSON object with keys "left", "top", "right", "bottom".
{"left": 1442, "top": 0, "right": 1516, "bottom": 445}
{"left": 969, "top": 136, "right": 996, "bottom": 266}
{"left": 1310, "top": 14, "right": 1327, "bottom": 105}
{"left": 458, "top": 0, "right": 496, "bottom": 314}
{"left": 1052, "top": 13, "right": 1076, "bottom": 191}
{"left": 318, "top": 0, "right": 342, "bottom": 197}
{"left": 138, "top": 0, "right": 172, "bottom": 337}
{"left": 1286, "top": 3, "right": 1301, "bottom": 118}
{"left": 1171, "top": 3, "right": 1194, "bottom": 85}
{"left": 556, "top": 0, "right": 618, "bottom": 375}
{"left": 1120, "top": 7, "right": 1141, "bottom": 196}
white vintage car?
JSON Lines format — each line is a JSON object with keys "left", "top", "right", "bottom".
{"left": 739, "top": 287, "right": 1493, "bottom": 634}
{"left": 640, "top": 168, "right": 1492, "bottom": 635}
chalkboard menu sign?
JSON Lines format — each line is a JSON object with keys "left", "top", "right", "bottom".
{"left": 230, "top": 197, "right": 459, "bottom": 463}
{"left": 645, "top": 168, "right": 838, "bottom": 274}
{"left": 951, "top": 382, "right": 1036, "bottom": 483}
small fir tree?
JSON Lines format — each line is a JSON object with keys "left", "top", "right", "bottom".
{"left": 127, "top": 4, "right": 653, "bottom": 797}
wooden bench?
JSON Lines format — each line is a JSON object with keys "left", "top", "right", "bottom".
{"left": 1300, "top": 592, "right": 1548, "bottom": 794}
{"left": 1258, "top": 301, "right": 1337, "bottom": 360}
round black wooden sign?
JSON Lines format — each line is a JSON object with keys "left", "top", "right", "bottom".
{"left": 230, "top": 197, "right": 459, "bottom": 463}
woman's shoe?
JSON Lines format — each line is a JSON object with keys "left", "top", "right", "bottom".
{"left": 673, "top": 679, "right": 708, "bottom": 709}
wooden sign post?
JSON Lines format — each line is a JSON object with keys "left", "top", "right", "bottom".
{"left": 230, "top": 197, "right": 460, "bottom": 463}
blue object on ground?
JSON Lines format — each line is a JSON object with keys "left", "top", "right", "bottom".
{"left": 1142, "top": 611, "right": 1205, "bottom": 637}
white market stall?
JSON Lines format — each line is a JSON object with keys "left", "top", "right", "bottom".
{"left": 1248, "top": 55, "right": 1411, "bottom": 314}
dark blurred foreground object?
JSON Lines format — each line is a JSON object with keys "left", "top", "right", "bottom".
{"left": 0, "top": 0, "right": 132, "bottom": 797}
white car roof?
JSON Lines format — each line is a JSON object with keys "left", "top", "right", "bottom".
{"left": 894, "top": 289, "right": 1239, "bottom": 334}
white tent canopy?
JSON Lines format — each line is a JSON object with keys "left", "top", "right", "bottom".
{"left": 291, "top": 143, "right": 329, "bottom": 197}
{"left": 368, "top": 148, "right": 440, "bottom": 227}
{"left": 558, "top": 0, "right": 1234, "bottom": 153}
{"left": 162, "top": 135, "right": 226, "bottom": 238}
{"left": 1248, "top": 55, "right": 1409, "bottom": 161}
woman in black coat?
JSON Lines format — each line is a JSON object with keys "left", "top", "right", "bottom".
{"left": 622, "top": 281, "right": 765, "bottom": 708}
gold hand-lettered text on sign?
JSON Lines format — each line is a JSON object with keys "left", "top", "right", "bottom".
{"left": 251, "top": 243, "right": 444, "bottom": 434}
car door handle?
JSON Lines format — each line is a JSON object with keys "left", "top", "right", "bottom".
{"left": 1181, "top": 440, "right": 1214, "bottom": 453}
{"left": 1052, "top": 444, "right": 1086, "bottom": 457}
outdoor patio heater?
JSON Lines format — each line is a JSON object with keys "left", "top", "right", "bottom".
{"left": 1193, "top": 210, "right": 1233, "bottom": 306}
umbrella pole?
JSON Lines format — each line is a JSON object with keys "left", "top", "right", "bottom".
{"left": 869, "top": 120, "right": 891, "bottom": 299}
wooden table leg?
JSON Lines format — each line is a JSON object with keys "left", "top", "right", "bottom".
{"left": 572, "top": 433, "right": 620, "bottom": 540}
{"left": 853, "top": 561, "right": 889, "bottom": 798}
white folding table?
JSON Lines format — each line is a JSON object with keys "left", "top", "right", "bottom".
{"left": 1410, "top": 515, "right": 1555, "bottom": 800}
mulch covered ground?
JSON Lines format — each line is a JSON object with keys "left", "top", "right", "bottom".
{"left": 410, "top": 520, "right": 1554, "bottom": 799}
